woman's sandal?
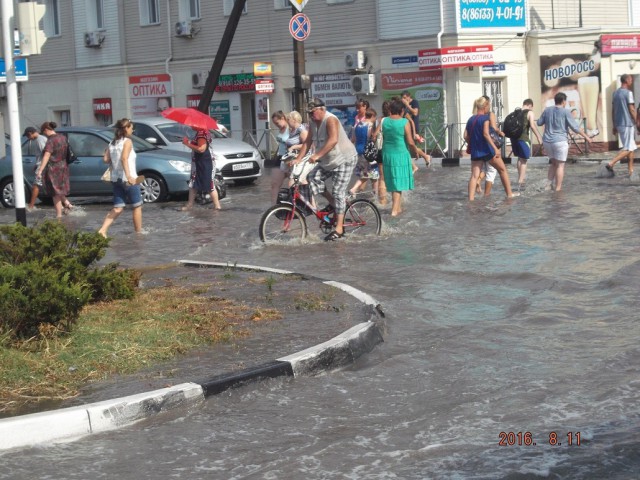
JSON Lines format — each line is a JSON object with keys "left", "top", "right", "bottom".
{"left": 324, "top": 230, "right": 344, "bottom": 242}
{"left": 62, "top": 202, "right": 74, "bottom": 214}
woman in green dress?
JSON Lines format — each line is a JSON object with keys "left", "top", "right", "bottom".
{"left": 381, "top": 99, "right": 418, "bottom": 216}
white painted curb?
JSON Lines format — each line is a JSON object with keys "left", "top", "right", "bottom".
{"left": 0, "top": 383, "right": 203, "bottom": 451}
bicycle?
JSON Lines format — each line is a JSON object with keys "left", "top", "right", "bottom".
{"left": 259, "top": 152, "right": 382, "bottom": 243}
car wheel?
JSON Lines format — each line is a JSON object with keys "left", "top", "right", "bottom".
{"left": 0, "top": 177, "right": 31, "bottom": 209}
{"left": 139, "top": 172, "right": 168, "bottom": 203}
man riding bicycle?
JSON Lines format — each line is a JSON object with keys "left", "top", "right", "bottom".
{"left": 293, "top": 98, "right": 357, "bottom": 241}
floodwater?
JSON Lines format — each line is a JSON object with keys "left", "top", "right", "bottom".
{"left": 1, "top": 162, "right": 639, "bottom": 479}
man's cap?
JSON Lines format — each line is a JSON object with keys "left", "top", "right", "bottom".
{"left": 306, "top": 98, "right": 325, "bottom": 112}
{"left": 23, "top": 126, "right": 37, "bottom": 137}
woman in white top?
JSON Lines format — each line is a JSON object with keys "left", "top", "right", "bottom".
{"left": 98, "top": 118, "right": 143, "bottom": 237}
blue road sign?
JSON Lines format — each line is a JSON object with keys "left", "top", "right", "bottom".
{"left": 0, "top": 57, "right": 28, "bottom": 82}
{"left": 289, "top": 13, "right": 310, "bottom": 42}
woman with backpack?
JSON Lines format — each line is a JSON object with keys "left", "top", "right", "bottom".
{"left": 180, "top": 126, "right": 221, "bottom": 211}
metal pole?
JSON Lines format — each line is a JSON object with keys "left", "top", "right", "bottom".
{"left": 197, "top": 0, "right": 247, "bottom": 113}
{"left": 2, "top": 0, "right": 26, "bottom": 225}
{"left": 291, "top": 5, "right": 306, "bottom": 114}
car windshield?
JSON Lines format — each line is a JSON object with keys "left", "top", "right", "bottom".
{"left": 156, "top": 122, "right": 227, "bottom": 141}
{"left": 101, "top": 129, "right": 159, "bottom": 153}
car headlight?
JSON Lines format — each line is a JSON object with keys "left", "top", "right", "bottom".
{"left": 168, "top": 160, "right": 191, "bottom": 172}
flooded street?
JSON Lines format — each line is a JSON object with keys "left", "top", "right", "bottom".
{"left": 2, "top": 163, "right": 640, "bottom": 479}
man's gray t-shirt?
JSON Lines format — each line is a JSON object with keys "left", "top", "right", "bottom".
{"left": 612, "top": 87, "right": 634, "bottom": 128}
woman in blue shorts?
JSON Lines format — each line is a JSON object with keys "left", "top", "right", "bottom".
{"left": 98, "top": 118, "right": 143, "bottom": 237}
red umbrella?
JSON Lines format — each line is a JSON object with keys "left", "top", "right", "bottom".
{"left": 161, "top": 107, "right": 218, "bottom": 131}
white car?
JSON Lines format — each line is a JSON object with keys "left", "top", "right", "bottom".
{"left": 130, "top": 117, "right": 264, "bottom": 184}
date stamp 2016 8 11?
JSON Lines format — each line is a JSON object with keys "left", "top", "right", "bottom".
{"left": 498, "top": 431, "right": 582, "bottom": 447}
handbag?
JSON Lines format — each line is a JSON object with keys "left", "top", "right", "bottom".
{"left": 363, "top": 140, "right": 378, "bottom": 162}
{"left": 490, "top": 129, "right": 504, "bottom": 148}
{"left": 66, "top": 143, "right": 77, "bottom": 164}
{"left": 101, "top": 167, "right": 112, "bottom": 183}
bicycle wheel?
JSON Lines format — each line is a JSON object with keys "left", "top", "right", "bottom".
{"left": 343, "top": 199, "right": 382, "bottom": 237}
{"left": 259, "top": 205, "right": 308, "bottom": 243}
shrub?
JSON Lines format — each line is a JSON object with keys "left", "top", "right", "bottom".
{"left": 0, "top": 221, "right": 139, "bottom": 339}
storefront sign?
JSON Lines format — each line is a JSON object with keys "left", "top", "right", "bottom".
{"left": 254, "top": 62, "right": 272, "bottom": 77}
{"left": 255, "top": 79, "right": 275, "bottom": 94}
{"left": 310, "top": 73, "right": 356, "bottom": 107}
{"left": 92, "top": 98, "right": 112, "bottom": 115}
{"left": 129, "top": 74, "right": 172, "bottom": 118}
{"left": 419, "top": 45, "right": 494, "bottom": 71}
{"left": 216, "top": 73, "right": 255, "bottom": 93}
{"left": 392, "top": 55, "right": 418, "bottom": 68}
{"left": 457, "top": 0, "right": 527, "bottom": 32}
{"left": 186, "top": 94, "right": 201, "bottom": 109}
{"left": 601, "top": 34, "right": 640, "bottom": 56}
{"left": 209, "top": 100, "right": 231, "bottom": 128}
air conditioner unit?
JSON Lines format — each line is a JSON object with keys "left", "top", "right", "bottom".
{"left": 344, "top": 50, "right": 367, "bottom": 71}
{"left": 192, "top": 71, "right": 208, "bottom": 89}
{"left": 350, "top": 74, "right": 376, "bottom": 95}
{"left": 175, "top": 20, "right": 194, "bottom": 37}
{"left": 84, "top": 31, "right": 105, "bottom": 48}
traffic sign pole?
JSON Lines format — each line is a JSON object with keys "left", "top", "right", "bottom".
{"left": 1, "top": 0, "right": 26, "bottom": 225}
{"left": 291, "top": 6, "right": 307, "bottom": 115}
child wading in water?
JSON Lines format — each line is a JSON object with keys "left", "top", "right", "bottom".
{"left": 349, "top": 108, "right": 380, "bottom": 196}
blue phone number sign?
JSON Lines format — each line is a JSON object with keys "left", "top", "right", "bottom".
{"left": 458, "top": 0, "right": 527, "bottom": 31}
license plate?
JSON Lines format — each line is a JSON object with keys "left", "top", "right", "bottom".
{"left": 232, "top": 162, "right": 253, "bottom": 171}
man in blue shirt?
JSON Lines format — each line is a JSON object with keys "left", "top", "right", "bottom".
{"left": 606, "top": 74, "right": 637, "bottom": 176}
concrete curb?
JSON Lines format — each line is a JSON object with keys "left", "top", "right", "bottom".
{"left": 0, "top": 261, "right": 385, "bottom": 451}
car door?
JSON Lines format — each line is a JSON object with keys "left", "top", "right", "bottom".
{"left": 65, "top": 132, "right": 111, "bottom": 195}
{"left": 20, "top": 137, "right": 39, "bottom": 185}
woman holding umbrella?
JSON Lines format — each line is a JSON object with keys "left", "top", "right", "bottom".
{"left": 161, "top": 107, "right": 222, "bottom": 211}
{"left": 181, "top": 126, "right": 221, "bottom": 210}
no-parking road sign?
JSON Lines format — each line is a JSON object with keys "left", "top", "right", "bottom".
{"left": 289, "top": 13, "right": 310, "bottom": 42}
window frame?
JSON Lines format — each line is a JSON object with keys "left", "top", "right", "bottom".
{"left": 223, "top": 0, "right": 248, "bottom": 16}
{"left": 44, "top": 0, "right": 61, "bottom": 37}
{"left": 139, "top": 0, "right": 161, "bottom": 26}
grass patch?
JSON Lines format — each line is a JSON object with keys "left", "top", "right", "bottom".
{"left": 0, "top": 283, "right": 282, "bottom": 416}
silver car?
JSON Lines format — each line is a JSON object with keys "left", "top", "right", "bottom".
{"left": 131, "top": 117, "right": 264, "bottom": 184}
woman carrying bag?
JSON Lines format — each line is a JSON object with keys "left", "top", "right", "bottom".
{"left": 98, "top": 118, "right": 144, "bottom": 237}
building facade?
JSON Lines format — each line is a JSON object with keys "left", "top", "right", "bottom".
{"left": 3, "top": 0, "right": 640, "bottom": 155}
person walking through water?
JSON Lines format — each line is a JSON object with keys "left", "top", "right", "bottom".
{"left": 34, "top": 121, "right": 73, "bottom": 218}
{"left": 606, "top": 74, "right": 637, "bottom": 176}
{"left": 270, "top": 110, "right": 290, "bottom": 203}
{"left": 382, "top": 99, "right": 418, "bottom": 216}
{"left": 23, "top": 126, "right": 48, "bottom": 212}
{"left": 181, "top": 126, "right": 221, "bottom": 211}
{"left": 293, "top": 98, "right": 357, "bottom": 241}
{"left": 465, "top": 96, "right": 517, "bottom": 201}
{"left": 537, "top": 92, "right": 592, "bottom": 191}
{"left": 513, "top": 98, "right": 543, "bottom": 188}
{"left": 98, "top": 118, "right": 143, "bottom": 237}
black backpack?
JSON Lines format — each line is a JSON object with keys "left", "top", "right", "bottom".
{"left": 502, "top": 108, "right": 528, "bottom": 140}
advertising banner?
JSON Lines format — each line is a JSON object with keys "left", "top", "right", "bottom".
{"left": 129, "top": 74, "right": 172, "bottom": 118}
{"left": 380, "top": 71, "right": 445, "bottom": 151}
{"left": 310, "top": 73, "right": 358, "bottom": 128}
{"left": 600, "top": 34, "right": 640, "bottom": 56}
{"left": 540, "top": 53, "right": 602, "bottom": 139}
{"left": 419, "top": 45, "right": 494, "bottom": 71}
{"left": 457, "top": 0, "right": 527, "bottom": 32}
{"left": 208, "top": 100, "right": 231, "bottom": 129}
